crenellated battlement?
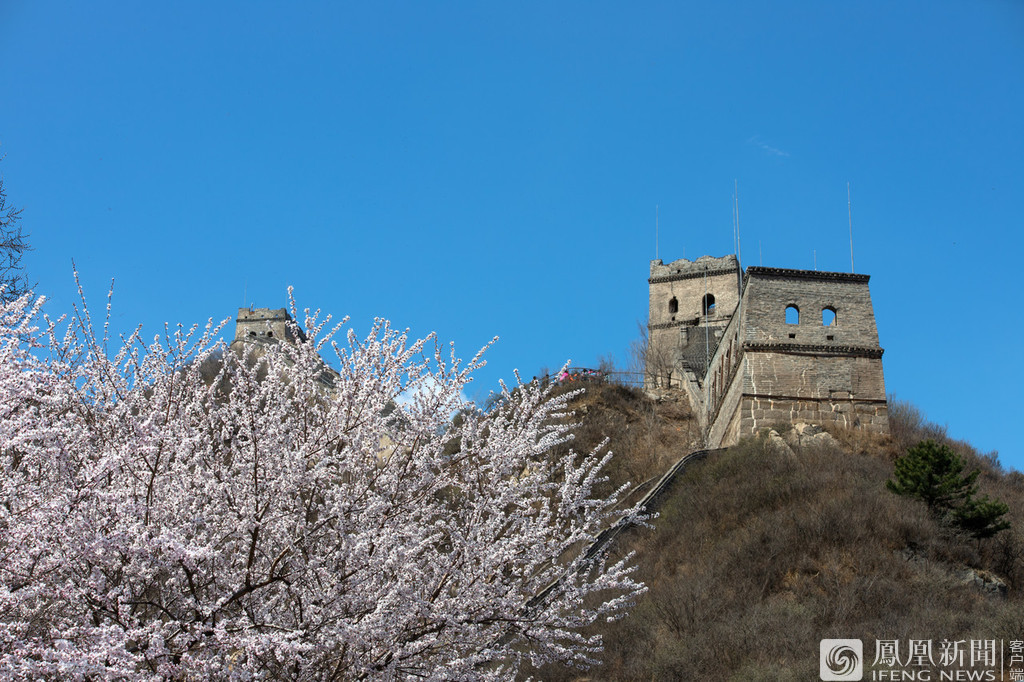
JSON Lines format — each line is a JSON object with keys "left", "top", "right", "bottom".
{"left": 649, "top": 254, "right": 740, "bottom": 283}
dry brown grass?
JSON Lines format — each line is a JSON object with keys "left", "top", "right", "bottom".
{"left": 544, "top": 381, "right": 700, "bottom": 501}
{"left": 522, "top": 391, "right": 1024, "bottom": 680}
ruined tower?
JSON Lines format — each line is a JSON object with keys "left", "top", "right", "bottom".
{"left": 647, "top": 255, "right": 742, "bottom": 389}
{"left": 230, "top": 307, "right": 341, "bottom": 390}
{"left": 233, "top": 307, "right": 306, "bottom": 345}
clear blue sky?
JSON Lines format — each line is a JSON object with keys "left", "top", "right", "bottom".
{"left": 2, "top": 2, "right": 1022, "bottom": 469}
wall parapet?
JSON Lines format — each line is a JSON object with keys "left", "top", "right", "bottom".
{"left": 742, "top": 342, "right": 884, "bottom": 359}
{"left": 745, "top": 267, "right": 870, "bottom": 284}
{"left": 649, "top": 255, "right": 739, "bottom": 284}
{"left": 649, "top": 267, "right": 737, "bottom": 285}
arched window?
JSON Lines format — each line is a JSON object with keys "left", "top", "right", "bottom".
{"left": 786, "top": 305, "right": 800, "bottom": 325}
{"left": 822, "top": 307, "right": 837, "bottom": 326}
{"left": 668, "top": 297, "right": 678, "bottom": 314}
{"left": 702, "top": 294, "right": 716, "bottom": 316}
{"left": 267, "top": 330, "right": 274, "bottom": 337}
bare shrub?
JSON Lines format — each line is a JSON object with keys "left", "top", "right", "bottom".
{"left": 531, "top": 397, "right": 1024, "bottom": 680}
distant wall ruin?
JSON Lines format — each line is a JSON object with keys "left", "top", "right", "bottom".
{"left": 233, "top": 307, "right": 306, "bottom": 345}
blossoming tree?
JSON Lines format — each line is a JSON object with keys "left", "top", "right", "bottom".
{"left": 0, "top": 289, "right": 642, "bottom": 680}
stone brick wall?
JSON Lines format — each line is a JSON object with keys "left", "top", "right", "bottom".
{"left": 703, "top": 309, "right": 743, "bottom": 421}
{"left": 741, "top": 267, "right": 879, "bottom": 348}
{"left": 706, "top": 354, "right": 748, "bottom": 445}
{"left": 727, "top": 351, "right": 888, "bottom": 443}
{"left": 740, "top": 352, "right": 885, "bottom": 401}
{"left": 741, "top": 394, "right": 888, "bottom": 436}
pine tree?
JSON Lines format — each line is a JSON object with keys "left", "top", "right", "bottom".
{"left": 886, "top": 439, "right": 978, "bottom": 512}
{"left": 953, "top": 494, "right": 1012, "bottom": 540}
{"left": 887, "top": 439, "right": 1009, "bottom": 539}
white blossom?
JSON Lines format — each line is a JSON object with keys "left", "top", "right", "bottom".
{"left": 0, "top": 288, "right": 643, "bottom": 680}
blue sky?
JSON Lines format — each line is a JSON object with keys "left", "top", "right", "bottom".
{"left": 1, "top": 2, "right": 1022, "bottom": 469}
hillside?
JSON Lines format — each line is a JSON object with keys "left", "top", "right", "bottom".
{"left": 526, "top": 383, "right": 1024, "bottom": 680}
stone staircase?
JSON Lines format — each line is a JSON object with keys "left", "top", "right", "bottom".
{"left": 525, "top": 446, "right": 722, "bottom": 612}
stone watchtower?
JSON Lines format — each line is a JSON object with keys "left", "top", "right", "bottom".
{"left": 230, "top": 307, "right": 340, "bottom": 389}
{"left": 647, "top": 255, "right": 888, "bottom": 446}
{"left": 647, "top": 255, "right": 742, "bottom": 388}
{"left": 232, "top": 308, "right": 306, "bottom": 345}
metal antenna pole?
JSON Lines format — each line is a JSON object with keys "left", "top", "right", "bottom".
{"left": 732, "top": 188, "right": 738, "bottom": 257}
{"left": 656, "top": 204, "right": 659, "bottom": 260}
{"left": 848, "top": 182, "right": 855, "bottom": 273}
{"left": 734, "top": 179, "right": 742, "bottom": 267}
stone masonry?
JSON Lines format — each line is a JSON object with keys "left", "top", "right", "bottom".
{"left": 648, "top": 257, "right": 888, "bottom": 447}
{"left": 647, "top": 255, "right": 742, "bottom": 390}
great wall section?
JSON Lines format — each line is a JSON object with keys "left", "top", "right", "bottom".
{"left": 647, "top": 254, "right": 889, "bottom": 448}
{"left": 232, "top": 252, "right": 891, "bottom": 452}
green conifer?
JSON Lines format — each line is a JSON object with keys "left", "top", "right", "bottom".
{"left": 887, "top": 439, "right": 1010, "bottom": 539}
